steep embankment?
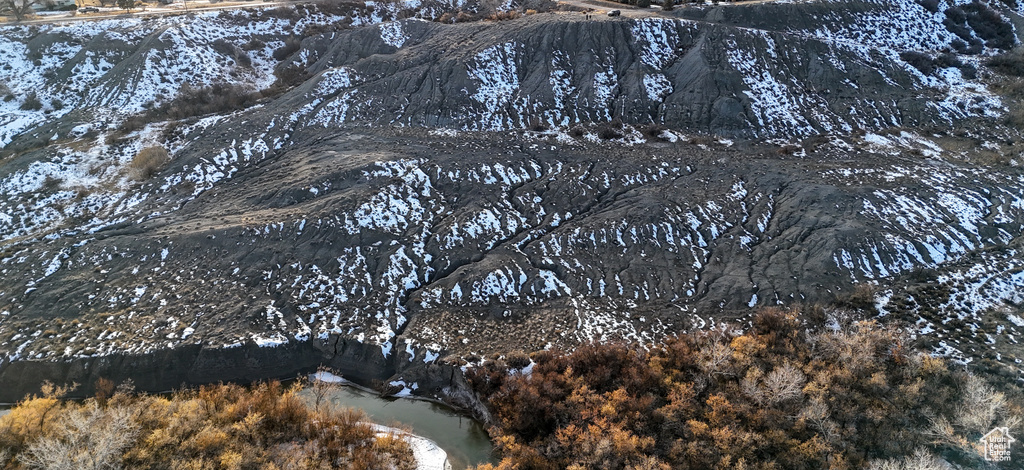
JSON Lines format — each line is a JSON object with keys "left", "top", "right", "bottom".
{"left": 278, "top": 6, "right": 997, "bottom": 137}
{"left": 2, "top": 0, "right": 1024, "bottom": 400}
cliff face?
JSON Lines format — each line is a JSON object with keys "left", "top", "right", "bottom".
{"left": 2, "top": 0, "right": 1024, "bottom": 398}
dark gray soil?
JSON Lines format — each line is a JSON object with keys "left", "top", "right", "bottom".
{"left": 3, "top": 0, "right": 1024, "bottom": 400}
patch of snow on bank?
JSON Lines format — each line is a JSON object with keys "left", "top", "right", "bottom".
{"left": 311, "top": 370, "right": 348, "bottom": 383}
{"left": 369, "top": 424, "right": 451, "bottom": 470}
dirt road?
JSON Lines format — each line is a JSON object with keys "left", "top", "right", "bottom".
{"left": 7, "top": 0, "right": 290, "bottom": 25}
{"left": 557, "top": 0, "right": 789, "bottom": 17}
{"left": 559, "top": 0, "right": 661, "bottom": 16}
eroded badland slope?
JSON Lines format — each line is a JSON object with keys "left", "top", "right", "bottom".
{"left": 2, "top": 0, "right": 1024, "bottom": 401}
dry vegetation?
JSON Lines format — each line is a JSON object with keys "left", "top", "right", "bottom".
{"left": 469, "top": 309, "right": 1024, "bottom": 469}
{"left": 130, "top": 146, "right": 170, "bottom": 180}
{"left": 118, "top": 82, "right": 266, "bottom": 137}
{"left": 0, "top": 379, "right": 415, "bottom": 470}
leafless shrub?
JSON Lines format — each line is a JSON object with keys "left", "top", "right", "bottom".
{"left": 309, "top": 366, "right": 341, "bottom": 414}
{"left": 742, "top": 363, "right": 805, "bottom": 405}
{"left": 526, "top": 117, "right": 548, "bottom": 132}
{"left": 740, "top": 367, "right": 765, "bottom": 404}
{"left": 122, "top": 82, "right": 264, "bottom": 135}
{"left": 21, "top": 402, "right": 138, "bottom": 470}
{"left": 763, "top": 363, "right": 805, "bottom": 404}
{"left": 643, "top": 123, "right": 667, "bottom": 139}
{"left": 211, "top": 38, "right": 251, "bottom": 67}
{"left": 597, "top": 124, "right": 624, "bottom": 140}
{"left": 924, "top": 416, "right": 972, "bottom": 452}
{"left": 835, "top": 283, "right": 878, "bottom": 313}
{"left": 40, "top": 381, "right": 78, "bottom": 400}
{"left": 19, "top": 93, "right": 41, "bottom": 111}
{"left": 241, "top": 37, "right": 266, "bottom": 51}
{"left": 94, "top": 378, "right": 115, "bottom": 407}
{"left": 487, "top": 9, "right": 520, "bottom": 20}
{"left": 697, "top": 337, "right": 733, "bottom": 378}
{"left": 867, "top": 448, "right": 952, "bottom": 470}
{"left": 799, "top": 398, "right": 837, "bottom": 443}
{"left": 272, "top": 35, "right": 302, "bottom": 61}
{"left": 955, "top": 373, "right": 1009, "bottom": 434}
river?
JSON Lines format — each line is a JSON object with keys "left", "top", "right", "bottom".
{"left": 306, "top": 383, "right": 496, "bottom": 470}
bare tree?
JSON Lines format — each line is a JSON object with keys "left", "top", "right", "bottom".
{"left": 956, "top": 373, "right": 1009, "bottom": 434}
{"left": 309, "top": 365, "right": 341, "bottom": 414}
{"left": 799, "top": 398, "right": 838, "bottom": 443}
{"left": 867, "top": 448, "right": 952, "bottom": 470}
{"left": 697, "top": 327, "right": 735, "bottom": 379}
{"left": 740, "top": 367, "right": 765, "bottom": 404}
{"left": 763, "top": 363, "right": 805, "bottom": 405}
{"left": 924, "top": 416, "right": 972, "bottom": 453}
{"left": 743, "top": 363, "right": 806, "bottom": 406}
{"left": 20, "top": 402, "right": 138, "bottom": 470}
{"left": 1, "top": 0, "right": 42, "bottom": 21}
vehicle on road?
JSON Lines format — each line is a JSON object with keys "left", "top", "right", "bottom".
{"left": 78, "top": 6, "right": 99, "bottom": 12}
{"left": 607, "top": 9, "right": 620, "bottom": 16}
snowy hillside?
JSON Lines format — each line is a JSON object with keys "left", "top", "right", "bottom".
{"left": 2, "top": 0, "right": 1024, "bottom": 398}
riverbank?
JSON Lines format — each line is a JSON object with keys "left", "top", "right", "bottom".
{"left": 0, "top": 371, "right": 496, "bottom": 469}
{"left": 370, "top": 424, "right": 451, "bottom": 470}
{"left": 0, "top": 335, "right": 493, "bottom": 425}
{"left": 306, "top": 371, "right": 495, "bottom": 469}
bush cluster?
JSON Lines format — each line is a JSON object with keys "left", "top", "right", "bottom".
{"left": 597, "top": 119, "right": 625, "bottom": 140}
{"left": 19, "top": 93, "right": 41, "bottom": 111}
{"left": 211, "top": 38, "right": 253, "bottom": 68}
{"left": 469, "top": 309, "right": 1023, "bottom": 469}
{"left": 601, "top": 0, "right": 703, "bottom": 7}
{"left": 961, "top": 2, "right": 1015, "bottom": 50}
{"left": 944, "top": 1, "right": 1014, "bottom": 53}
{"left": 487, "top": 10, "right": 521, "bottom": 20}
{"left": 899, "top": 51, "right": 977, "bottom": 79}
{"left": 987, "top": 49, "right": 1024, "bottom": 76}
{"left": 916, "top": 0, "right": 939, "bottom": 13}
{"left": 0, "top": 380, "right": 415, "bottom": 470}
{"left": 272, "top": 36, "right": 303, "bottom": 61}
{"left": 437, "top": 10, "right": 478, "bottom": 23}
{"left": 119, "top": 82, "right": 264, "bottom": 134}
